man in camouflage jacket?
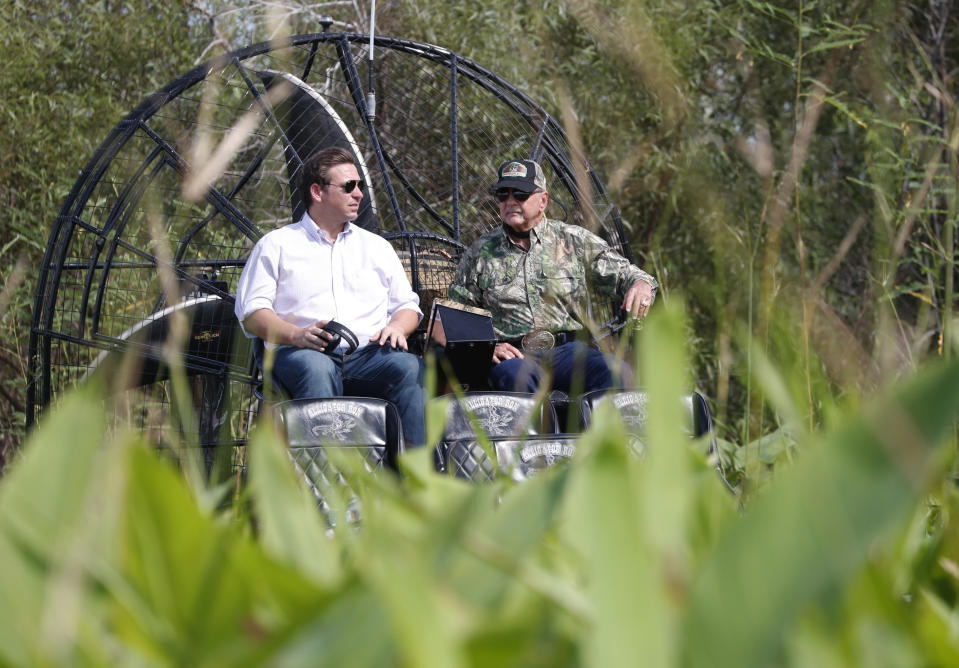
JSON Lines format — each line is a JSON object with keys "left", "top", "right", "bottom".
{"left": 448, "top": 158, "right": 658, "bottom": 395}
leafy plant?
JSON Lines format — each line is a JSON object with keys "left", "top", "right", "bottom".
{"left": 1, "top": 303, "right": 956, "bottom": 666}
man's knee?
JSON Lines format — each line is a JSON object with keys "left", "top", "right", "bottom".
{"left": 490, "top": 357, "right": 540, "bottom": 392}
{"left": 273, "top": 347, "right": 340, "bottom": 397}
{"left": 385, "top": 350, "right": 425, "bottom": 389}
{"left": 382, "top": 351, "right": 426, "bottom": 446}
{"left": 583, "top": 351, "right": 614, "bottom": 392}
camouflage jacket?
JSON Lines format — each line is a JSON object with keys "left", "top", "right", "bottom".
{"left": 448, "top": 217, "right": 658, "bottom": 339}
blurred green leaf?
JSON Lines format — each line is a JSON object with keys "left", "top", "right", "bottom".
{"left": 452, "top": 471, "right": 572, "bottom": 611}
{"left": 247, "top": 421, "right": 342, "bottom": 586}
{"left": 252, "top": 577, "right": 397, "bottom": 668}
{"left": 564, "top": 418, "right": 663, "bottom": 667}
{"left": 641, "top": 299, "right": 696, "bottom": 557}
{"left": 115, "top": 444, "right": 323, "bottom": 664}
{"left": 684, "top": 360, "right": 959, "bottom": 667}
{"left": 355, "top": 517, "right": 468, "bottom": 668}
{"left": 0, "top": 386, "right": 108, "bottom": 665}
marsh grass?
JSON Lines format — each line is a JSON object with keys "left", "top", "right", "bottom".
{"left": 0, "top": 301, "right": 957, "bottom": 666}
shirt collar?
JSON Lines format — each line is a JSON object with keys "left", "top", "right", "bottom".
{"left": 500, "top": 218, "right": 546, "bottom": 247}
{"left": 298, "top": 212, "right": 354, "bottom": 243}
{"left": 530, "top": 221, "right": 545, "bottom": 243}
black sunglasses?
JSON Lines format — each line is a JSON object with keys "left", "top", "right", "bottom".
{"left": 326, "top": 179, "right": 365, "bottom": 193}
{"left": 493, "top": 188, "right": 537, "bottom": 202}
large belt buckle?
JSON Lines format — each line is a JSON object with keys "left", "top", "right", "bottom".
{"left": 521, "top": 330, "right": 555, "bottom": 352}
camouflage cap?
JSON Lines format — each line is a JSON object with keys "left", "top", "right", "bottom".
{"left": 493, "top": 159, "right": 547, "bottom": 193}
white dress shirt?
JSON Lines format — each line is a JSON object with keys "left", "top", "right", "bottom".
{"left": 234, "top": 214, "right": 422, "bottom": 349}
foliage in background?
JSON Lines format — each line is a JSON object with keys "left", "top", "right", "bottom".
{"left": 1, "top": 303, "right": 957, "bottom": 666}
{"left": 2, "top": 1, "right": 955, "bottom": 472}
{"left": 0, "top": 0, "right": 208, "bottom": 466}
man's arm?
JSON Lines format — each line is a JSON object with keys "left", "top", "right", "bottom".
{"left": 447, "top": 243, "right": 485, "bottom": 310}
{"left": 369, "top": 308, "right": 420, "bottom": 350}
{"left": 446, "top": 249, "right": 523, "bottom": 362}
{"left": 243, "top": 308, "right": 334, "bottom": 352}
{"left": 576, "top": 229, "right": 658, "bottom": 315}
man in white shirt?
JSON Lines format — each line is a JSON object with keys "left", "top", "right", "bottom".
{"left": 234, "top": 147, "right": 425, "bottom": 446}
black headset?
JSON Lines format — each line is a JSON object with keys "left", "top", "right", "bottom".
{"left": 321, "top": 320, "right": 359, "bottom": 355}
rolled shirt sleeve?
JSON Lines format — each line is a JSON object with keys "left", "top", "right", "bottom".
{"left": 234, "top": 235, "right": 280, "bottom": 338}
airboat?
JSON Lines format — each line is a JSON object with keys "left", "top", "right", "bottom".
{"left": 26, "top": 21, "right": 672, "bottom": 482}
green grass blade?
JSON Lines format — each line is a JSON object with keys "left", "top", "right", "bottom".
{"left": 563, "top": 419, "right": 663, "bottom": 667}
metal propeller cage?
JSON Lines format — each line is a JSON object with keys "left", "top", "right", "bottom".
{"left": 27, "top": 31, "right": 636, "bottom": 450}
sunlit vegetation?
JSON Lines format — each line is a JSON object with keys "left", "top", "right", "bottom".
{"left": 1, "top": 1, "right": 957, "bottom": 664}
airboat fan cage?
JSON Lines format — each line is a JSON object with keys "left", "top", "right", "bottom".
{"left": 27, "top": 32, "right": 635, "bottom": 446}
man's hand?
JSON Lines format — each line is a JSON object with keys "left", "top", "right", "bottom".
{"left": 622, "top": 280, "right": 655, "bottom": 318}
{"left": 492, "top": 341, "right": 524, "bottom": 364}
{"left": 244, "top": 310, "right": 338, "bottom": 351}
{"left": 370, "top": 323, "right": 408, "bottom": 350}
{"left": 370, "top": 308, "right": 420, "bottom": 350}
{"left": 290, "top": 320, "right": 336, "bottom": 352}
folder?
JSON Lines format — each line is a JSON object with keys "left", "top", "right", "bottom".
{"left": 427, "top": 299, "right": 496, "bottom": 390}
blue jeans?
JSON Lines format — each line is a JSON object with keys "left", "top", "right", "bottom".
{"left": 271, "top": 344, "right": 426, "bottom": 447}
{"left": 489, "top": 341, "right": 628, "bottom": 395}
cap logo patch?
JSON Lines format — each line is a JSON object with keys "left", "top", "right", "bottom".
{"left": 502, "top": 162, "right": 528, "bottom": 178}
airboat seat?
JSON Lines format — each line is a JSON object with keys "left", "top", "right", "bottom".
{"left": 580, "top": 389, "right": 718, "bottom": 458}
{"left": 442, "top": 434, "right": 579, "bottom": 482}
{"left": 432, "top": 391, "right": 557, "bottom": 476}
{"left": 273, "top": 396, "right": 405, "bottom": 515}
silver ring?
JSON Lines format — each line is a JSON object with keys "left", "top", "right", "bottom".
{"left": 641, "top": 300, "right": 650, "bottom": 307}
